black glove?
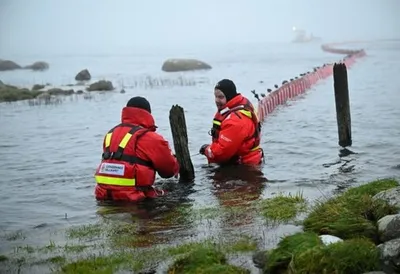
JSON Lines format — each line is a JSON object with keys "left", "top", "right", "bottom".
{"left": 199, "top": 144, "right": 208, "bottom": 155}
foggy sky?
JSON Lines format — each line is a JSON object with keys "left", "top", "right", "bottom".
{"left": 0, "top": 0, "right": 399, "bottom": 56}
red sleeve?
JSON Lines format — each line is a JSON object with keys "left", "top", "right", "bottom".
{"left": 204, "top": 115, "right": 248, "bottom": 163}
{"left": 138, "top": 132, "right": 180, "bottom": 178}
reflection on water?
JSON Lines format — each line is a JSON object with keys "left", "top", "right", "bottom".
{"left": 94, "top": 165, "right": 268, "bottom": 244}
{"left": 205, "top": 164, "right": 267, "bottom": 206}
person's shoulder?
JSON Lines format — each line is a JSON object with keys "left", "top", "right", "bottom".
{"left": 222, "top": 111, "right": 246, "bottom": 125}
{"left": 241, "top": 96, "right": 256, "bottom": 108}
{"left": 140, "top": 130, "right": 167, "bottom": 142}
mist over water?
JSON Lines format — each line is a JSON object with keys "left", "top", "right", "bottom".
{"left": 1, "top": 0, "right": 399, "bottom": 57}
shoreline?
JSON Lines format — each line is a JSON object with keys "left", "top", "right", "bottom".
{"left": 1, "top": 178, "right": 398, "bottom": 273}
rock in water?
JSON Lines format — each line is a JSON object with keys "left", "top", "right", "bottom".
{"left": 86, "top": 80, "right": 114, "bottom": 91}
{"left": 47, "top": 88, "right": 74, "bottom": 95}
{"left": 32, "top": 84, "right": 45, "bottom": 91}
{"left": 75, "top": 69, "right": 91, "bottom": 81}
{"left": 0, "top": 60, "right": 21, "bottom": 71}
{"left": 24, "top": 61, "right": 49, "bottom": 71}
{"left": 161, "top": 58, "right": 212, "bottom": 72}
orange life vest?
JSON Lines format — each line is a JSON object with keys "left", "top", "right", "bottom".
{"left": 210, "top": 101, "right": 262, "bottom": 153}
{"left": 94, "top": 123, "right": 154, "bottom": 188}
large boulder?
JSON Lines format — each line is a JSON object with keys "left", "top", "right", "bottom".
{"left": 377, "top": 238, "right": 400, "bottom": 273}
{"left": 373, "top": 186, "right": 400, "bottom": 210}
{"left": 0, "top": 60, "right": 21, "bottom": 71}
{"left": 378, "top": 214, "right": 400, "bottom": 242}
{"left": 86, "top": 80, "right": 114, "bottom": 91}
{"left": 161, "top": 58, "right": 212, "bottom": 72}
{"left": 75, "top": 69, "right": 91, "bottom": 81}
{"left": 24, "top": 61, "right": 49, "bottom": 71}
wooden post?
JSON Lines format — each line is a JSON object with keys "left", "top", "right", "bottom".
{"left": 169, "top": 105, "right": 195, "bottom": 183}
{"left": 333, "top": 63, "right": 352, "bottom": 147}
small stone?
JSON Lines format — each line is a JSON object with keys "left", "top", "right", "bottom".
{"left": 252, "top": 250, "right": 268, "bottom": 269}
{"left": 319, "top": 234, "right": 343, "bottom": 245}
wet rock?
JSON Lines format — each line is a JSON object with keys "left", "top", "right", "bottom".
{"left": 120, "top": 88, "right": 125, "bottom": 94}
{"left": 319, "top": 234, "right": 343, "bottom": 245}
{"left": 161, "top": 58, "right": 212, "bottom": 72}
{"left": 0, "top": 59, "right": 21, "bottom": 71}
{"left": 86, "top": 80, "right": 114, "bottom": 91}
{"left": 377, "top": 238, "right": 400, "bottom": 273}
{"left": 252, "top": 250, "right": 268, "bottom": 269}
{"left": 47, "top": 88, "right": 74, "bottom": 96}
{"left": 24, "top": 61, "right": 49, "bottom": 71}
{"left": 32, "top": 84, "right": 45, "bottom": 91}
{"left": 75, "top": 69, "right": 91, "bottom": 81}
{"left": 76, "top": 90, "right": 84, "bottom": 94}
{"left": 378, "top": 214, "right": 400, "bottom": 242}
{"left": 0, "top": 83, "right": 43, "bottom": 102}
{"left": 373, "top": 187, "right": 400, "bottom": 210}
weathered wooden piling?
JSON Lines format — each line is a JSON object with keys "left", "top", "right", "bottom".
{"left": 333, "top": 63, "right": 352, "bottom": 147}
{"left": 169, "top": 105, "right": 195, "bottom": 183}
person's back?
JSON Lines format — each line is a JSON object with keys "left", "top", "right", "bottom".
{"left": 199, "top": 79, "right": 263, "bottom": 165}
{"left": 94, "top": 96, "right": 179, "bottom": 202}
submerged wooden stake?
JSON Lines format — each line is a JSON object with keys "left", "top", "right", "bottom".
{"left": 333, "top": 63, "right": 352, "bottom": 147}
{"left": 169, "top": 105, "right": 195, "bottom": 183}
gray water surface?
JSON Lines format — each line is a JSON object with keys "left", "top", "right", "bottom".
{"left": 0, "top": 41, "right": 399, "bottom": 272}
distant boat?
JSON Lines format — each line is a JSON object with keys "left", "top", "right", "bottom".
{"left": 291, "top": 26, "right": 322, "bottom": 43}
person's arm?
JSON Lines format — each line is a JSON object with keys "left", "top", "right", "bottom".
{"left": 139, "top": 132, "right": 180, "bottom": 178}
{"left": 204, "top": 116, "right": 248, "bottom": 163}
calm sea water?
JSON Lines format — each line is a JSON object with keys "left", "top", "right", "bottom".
{"left": 1, "top": 40, "right": 399, "bottom": 272}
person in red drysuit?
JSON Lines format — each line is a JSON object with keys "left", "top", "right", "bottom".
{"left": 199, "top": 79, "right": 264, "bottom": 165}
{"left": 94, "top": 96, "right": 180, "bottom": 202}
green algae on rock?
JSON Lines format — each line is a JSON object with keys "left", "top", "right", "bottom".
{"left": 0, "top": 84, "right": 43, "bottom": 102}
{"left": 167, "top": 246, "right": 249, "bottom": 274}
{"left": 257, "top": 179, "right": 399, "bottom": 273}
{"left": 262, "top": 233, "right": 380, "bottom": 274}
{"left": 60, "top": 253, "right": 133, "bottom": 274}
{"left": 259, "top": 192, "right": 307, "bottom": 223}
{"left": 289, "top": 238, "right": 380, "bottom": 274}
{"left": 303, "top": 179, "right": 399, "bottom": 243}
{"left": 263, "top": 232, "right": 323, "bottom": 273}
{"left": 166, "top": 236, "right": 258, "bottom": 257}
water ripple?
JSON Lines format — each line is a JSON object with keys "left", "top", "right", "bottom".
{"left": 0, "top": 41, "right": 399, "bottom": 259}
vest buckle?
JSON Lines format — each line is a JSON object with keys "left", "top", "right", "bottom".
{"left": 102, "top": 151, "right": 111, "bottom": 160}
{"left": 112, "top": 151, "right": 122, "bottom": 160}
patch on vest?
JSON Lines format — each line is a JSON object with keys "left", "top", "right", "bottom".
{"left": 99, "top": 163, "right": 125, "bottom": 176}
